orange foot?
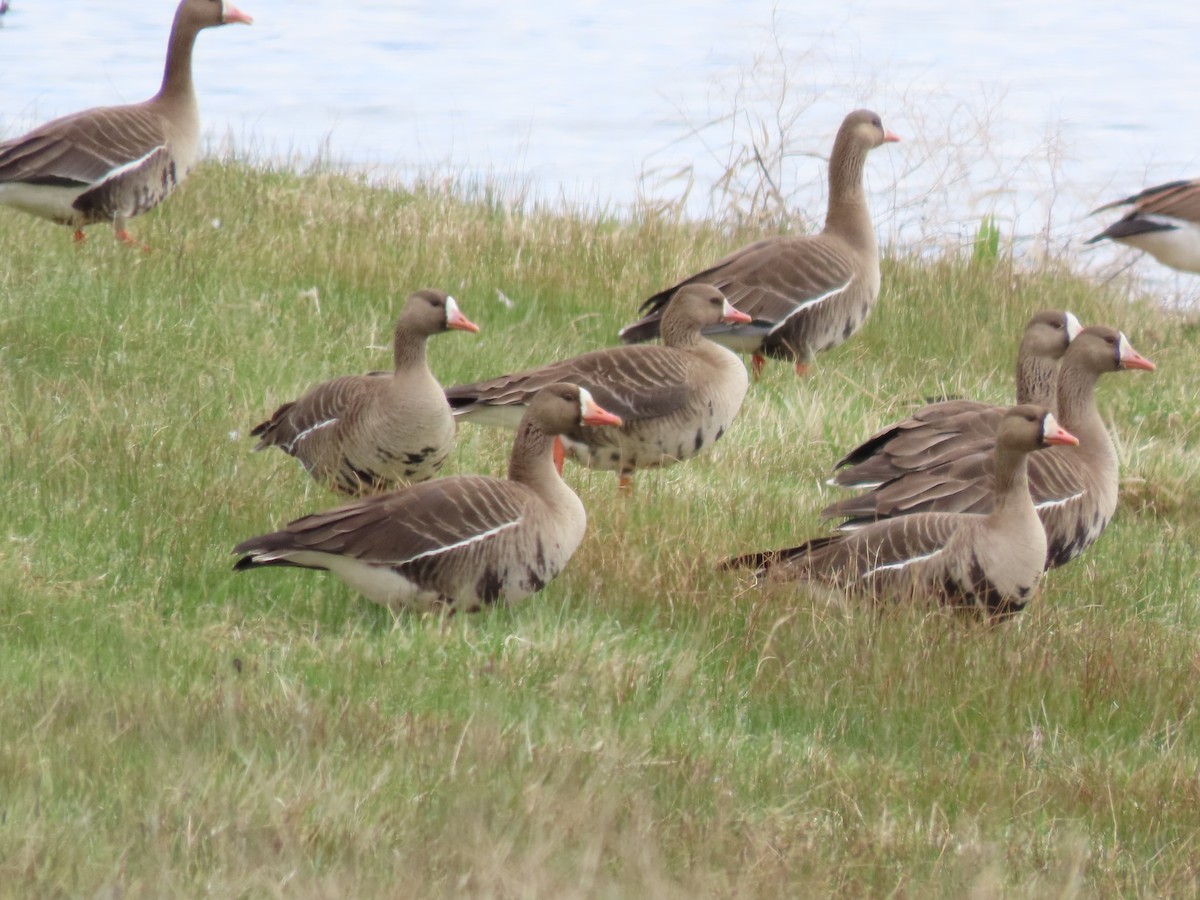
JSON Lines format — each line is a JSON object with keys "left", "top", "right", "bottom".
{"left": 751, "top": 353, "right": 766, "bottom": 381}
{"left": 73, "top": 229, "right": 87, "bottom": 244}
{"left": 115, "top": 229, "right": 151, "bottom": 253}
{"left": 794, "top": 361, "right": 810, "bottom": 378}
{"left": 552, "top": 436, "right": 565, "bottom": 476}
{"left": 618, "top": 472, "right": 634, "bottom": 494}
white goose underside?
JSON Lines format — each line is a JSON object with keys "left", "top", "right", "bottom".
{"left": 1120, "top": 216, "right": 1200, "bottom": 273}
{"left": 0, "top": 182, "right": 89, "bottom": 223}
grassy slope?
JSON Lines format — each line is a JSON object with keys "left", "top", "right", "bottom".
{"left": 1, "top": 162, "right": 1198, "bottom": 897}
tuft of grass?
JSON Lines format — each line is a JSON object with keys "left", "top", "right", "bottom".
{"left": 0, "top": 159, "right": 1197, "bottom": 897}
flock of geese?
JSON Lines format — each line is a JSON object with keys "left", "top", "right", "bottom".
{"left": 0, "top": 0, "right": 1175, "bottom": 618}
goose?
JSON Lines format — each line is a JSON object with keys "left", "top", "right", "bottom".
{"left": 250, "top": 290, "right": 479, "bottom": 495}
{"left": 1086, "top": 179, "right": 1200, "bottom": 274}
{"left": 445, "top": 284, "right": 752, "bottom": 490}
{"left": 0, "top": 0, "right": 252, "bottom": 246}
{"left": 234, "top": 383, "right": 623, "bottom": 614}
{"left": 822, "top": 327, "right": 1155, "bottom": 569}
{"left": 831, "top": 310, "right": 1082, "bottom": 489}
{"left": 618, "top": 109, "right": 900, "bottom": 379}
{"left": 724, "top": 406, "right": 1078, "bottom": 617}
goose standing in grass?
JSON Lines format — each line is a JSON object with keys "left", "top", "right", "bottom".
{"left": 725, "top": 406, "right": 1078, "bottom": 617}
{"left": 618, "top": 109, "right": 900, "bottom": 379}
{"left": 251, "top": 290, "right": 480, "bottom": 495}
{"left": 0, "top": 0, "right": 252, "bottom": 246}
{"left": 1086, "top": 179, "right": 1200, "bottom": 273}
{"left": 822, "top": 327, "right": 1155, "bottom": 569}
{"left": 234, "top": 384, "right": 622, "bottom": 614}
{"left": 831, "top": 310, "right": 1082, "bottom": 489}
{"left": 446, "top": 284, "right": 751, "bottom": 491}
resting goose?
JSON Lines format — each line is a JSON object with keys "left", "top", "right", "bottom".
{"left": 1086, "top": 179, "right": 1200, "bottom": 274}
{"left": 822, "top": 327, "right": 1155, "bottom": 569}
{"left": 0, "top": 0, "right": 252, "bottom": 245}
{"left": 831, "top": 310, "right": 1082, "bottom": 489}
{"left": 725, "top": 407, "right": 1077, "bottom": 617}
{"left": 234, "top": 383, "right": 622, "bottom": 614}
{"left": 618, "top": 109, "right": 900, "bottom": 378}
{"left": 446, "top": 284, "right": 752, "bottom": 490}
{"left": 250, "top": 290, "right": 479, "bottom": 495}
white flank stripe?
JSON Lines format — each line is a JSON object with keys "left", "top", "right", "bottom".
{"left": 97, "top": 146, "right": 165, "bottom": 185}
{"left": 768, "top": 278, "right": 853, "bottom": 335}
{"left": 863, "top": 547, "right": 944, "bottom": 577}
{"left": 1034, "top": 490, "right": 1084, "bottom": 511}
{"left": 285, "top": 417, "right": 338, "bottom": 452}
{"left": 401, "top": 518, "right": 522, "bottom": 565}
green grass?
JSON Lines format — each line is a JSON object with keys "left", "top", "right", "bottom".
{"left": 1, "top": 160, "right": 1198, "bottom": 897}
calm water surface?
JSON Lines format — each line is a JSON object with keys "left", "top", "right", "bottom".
{"left": 2, "top": 1, "right": 1199, "bottom": 290}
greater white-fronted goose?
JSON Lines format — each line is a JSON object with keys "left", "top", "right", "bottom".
{"left": 618, "top": 109, "right": 900, "bottom": 379}
{"left": 725, "top": 406, "right": 1078, "bottom": 617}
{"left": 250, "top": 290, "right": 479, "bottom": 495}
{"left": 234, "top": 384, "right": 622, "bottom": 614}
{"left": 0, "top": 0, "right": 252, "bottom": 246}
{"left": 831, "top": 310, "right": 1082, "bottom": 489}
{"left": 822, "top": 327, "right": 1155, "bottom": 570}
{"left": 446, "top": 284, "right": 751, "bottom": 490}
{"left": 1086, "top": 179, "right": 1200, "bottom": 273}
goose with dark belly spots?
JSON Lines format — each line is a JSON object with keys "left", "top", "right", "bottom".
{"left": 822, "top": 327, "right": 1155, "bottom": 570}
{"left": 234, "top": 383, "right": 622, "bottom": 614}
{"left": 831, "top": 309, "right": 1082, "bottom": 489}
{"left": 445, "top": 284, "right": 751, "bottom": 491}
{"left": 618, "top": 109, "right": 900, "bottom": 379}
{"left": 0, "top": 0, "right": 252, "bottom": 246}
{"left": 724, "top": 406, "right": 1078, "bottom": 617}
{"left": 250, "top": 290, "right": 480, "bottom": 495}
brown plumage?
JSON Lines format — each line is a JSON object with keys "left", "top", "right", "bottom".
{"left": 725, "top": 406, "right": 1079, "bottom": 617}
{"left": 618, "top": 109, "right": 900, "bottom": 378}
{"left": 445, "top": 284, "right": 752, "bottom": 490}
{"left": 234, "top": 384, "right": 623, "bottom": 614}
{"left": 831, "top": 310, "right": 1082, "bottom": 489}
{"left": 822, "top": 327, "right": 1156, "bottom": 569}
{"left": 0, "top": 0, "right": 252, "bottom": 245}
{"left": 1086, "top": 179, "right": 1200, "bottom": 274}
{"left": 251, "top": 290, "right": 480, "bottom": 495}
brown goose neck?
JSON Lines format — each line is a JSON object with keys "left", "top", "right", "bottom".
{"left": 1015, "top": 354, "right": 1057, "bottom": 407}
{"left": 1054, "top": 358, "right": 1102, "bottom": 434}
{"left": 506, "top": 420, "right": 558, "bottom": 486}
{"left": 391, "top": 325, "right": 429, "bottom": 372}
{"left": 659, "top": 313, "right": 703, "bottom": 348}
{"left": 822, "top": 137, "right": 872, "bottom": 245}
{"left": 990, "top": 446, "right": 1031, "bottom": 513}
{"left": 156, "top": 11, "right": 200, "bottom": 102}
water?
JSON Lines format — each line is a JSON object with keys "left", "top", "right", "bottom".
{"left": 2, "top": 0, "right": 1199, "bottom": 295}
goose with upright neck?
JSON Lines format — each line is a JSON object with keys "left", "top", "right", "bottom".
{"left": 446, "top": 284, "right": 752, "bottom": 491}
{"left": 831, "top": 310, "right": 1082, "bottom": 489}
{"left": 725, "top": 406, "right": 1078, "bottom": 617}
{"left": 235, "top": 384, "right": 623, "bottom": 615}
{"left": 619, "top": 109, "right": 900, "bottom": 378}
{"left": 822, "top": 327, "right": 1155, "bottom": 570}
{"left": 0, "top": 0, "right": 252, "bottom": 246}
{"left": 250, "top": 290, "right": 480, "bottom": 495}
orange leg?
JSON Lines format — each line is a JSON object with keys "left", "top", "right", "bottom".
{"left": 115, "top": 229, "right": 151, "bottom": 252}
{"left": 794, "top": 361, "right": 810, "bottom": 378}
{"left": 552, "top": 436, "right": 565, "bottom": 476}
{"left": 751, "top": 353, "right": 766, "bottom": 381}
{"left": 618, "top": 472, "right": 634, "bottom": 494}
{"left": 73, "top": 229, "right": 87, "bottom": 244}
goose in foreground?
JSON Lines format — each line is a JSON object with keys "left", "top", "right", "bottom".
{"left": 822, "top": 327, "right": 1155, "bottom": 569}
{"left": 234, "top": 384, "right": 622, "bottom": 614}
{"left": 618, "top": 109, "right": 900, "bottom": 379}
{"left": 1086, "top": 179, "right": 1200, "bottom": 274}
{"left": 724, "top": 407, "right": 1078, "bottom": 617}
{"left": 446, "top": 284, "right": 752, "bottom": 490}
{"left": 250, "top": 290, "right": 479, "bottom": 495}
{"left": 0, "top": 0, "right": 252, "bottom": 246}
{"left": 831, "top": 310, "right": 1083, "bottom": 489}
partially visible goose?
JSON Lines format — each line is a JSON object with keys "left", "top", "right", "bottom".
{"left": 0, "top": 0, "right": 252, "bottom": 245}
{"left": 446, "top": 284, "right": 752, "bottom": 490}
{"left": 831, "top": 310, "right": 1082, "bottom": 489}
{"left": 725, "top": 407, "right": 1078, "bottom": 617}
{"left": 234, "top": 384, "right": 622, "bottom": 614}
{"left": 618, "top": 109, "right": 900, "bottom": 378}
{"left": 250, "top": 290, "right": 479, "bottom": 495}
{"left": 1086, "top": 179, "right": 1200, "bottom": 273}
{"left": 822, "top": 327, "right": 1155, "bottom": 570}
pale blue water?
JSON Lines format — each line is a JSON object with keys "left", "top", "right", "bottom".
{"left": 2, "top": 1, "right": 1199, "bottom": 292}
